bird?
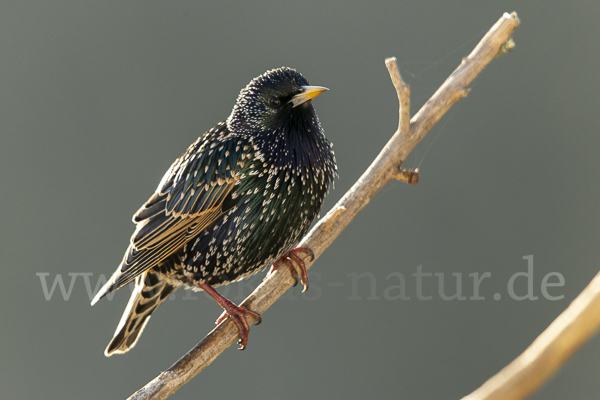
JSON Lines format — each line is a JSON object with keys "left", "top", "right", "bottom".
{"left": 91, "top": 67, "right": 337, "bottom": 355}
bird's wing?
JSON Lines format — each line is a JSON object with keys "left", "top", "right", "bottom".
{"left": 92, "top": 123, "right": 253, "bottom": 304}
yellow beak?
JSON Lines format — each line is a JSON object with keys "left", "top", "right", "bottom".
{"left": 290, "top": 86, "right": 329, "bottom": 108}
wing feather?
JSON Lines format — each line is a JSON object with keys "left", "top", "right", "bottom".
{"left": 92, "top": 123, "right": 251, "bottom": 302}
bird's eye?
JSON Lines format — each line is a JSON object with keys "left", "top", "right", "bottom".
{"left": 268, "top": 97, "right": 282, "bottom": 108}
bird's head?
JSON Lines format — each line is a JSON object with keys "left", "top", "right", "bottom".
{"left": 227, "top": 67, "right": 328, "bottom": 136}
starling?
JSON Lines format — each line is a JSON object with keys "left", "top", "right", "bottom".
{"left": 91, "top": 67, "right": 337, "bottom": 355}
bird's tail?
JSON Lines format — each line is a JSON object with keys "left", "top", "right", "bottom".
{"left": 104, "top": 270, "right": 178, "bottom": 357}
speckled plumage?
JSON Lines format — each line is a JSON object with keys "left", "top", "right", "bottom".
{"left": 92, "top": 67, "right": 336, "bottom": 355}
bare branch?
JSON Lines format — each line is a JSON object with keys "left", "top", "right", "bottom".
{"left": 128, "top": 11, "right": 520, "bottom": 400}
{"left": 462, "top": 269, "right": 600, "bottom": 400}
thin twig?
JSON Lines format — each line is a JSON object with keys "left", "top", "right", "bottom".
{"left": 385, "top": 57, "right": 411, "bottom": 136}
{"left": 128, "top": 12, "right": 520, "bottom": 400}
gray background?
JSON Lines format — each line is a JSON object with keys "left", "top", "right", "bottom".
{"left": 3, "top": 1, "right": 600, "bottom": 399}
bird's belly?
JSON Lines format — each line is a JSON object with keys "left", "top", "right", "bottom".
{"left": 179, "top": 174, "right": 325, "bottom": 287}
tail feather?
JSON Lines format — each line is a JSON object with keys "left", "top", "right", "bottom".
{"left": 104, "top": 270, "right": 178, "bottom": 357}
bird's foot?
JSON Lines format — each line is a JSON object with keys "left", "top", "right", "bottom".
{"left": 197, "top": 281, "right": 261, "bottom": 350}
{"left": 215, "top": 303, "right": 262, "bottom": 350}
{"left": 266, "top": 247, "right": 314, "bottom": 293}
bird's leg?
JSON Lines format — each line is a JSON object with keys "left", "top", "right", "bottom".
{"left": 196, "top": 281, "right": 261, "bottom": 350}
{"left": 266, "top": 247, "right": 314, "bottom": 293}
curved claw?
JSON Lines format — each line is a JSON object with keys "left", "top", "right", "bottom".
{"left": 282, "top": 258, "right": 299, "bottom": 286}
{"left": 270, "top": 247, "right": 313, "bottom": 292}
{"left": 197, "top": 281, "right": 261, "bottom": 350}
{"left": 288, "top": 253, "right": 309, "bottom": 293}
{"left": 268, "top": 257, "right": 299, "bottom": 286}
{"left": 216, "top": 305, "right": 262, "bottom": 350}
{"left": 293, "top": 247, "right": 315, "bottom": 262}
